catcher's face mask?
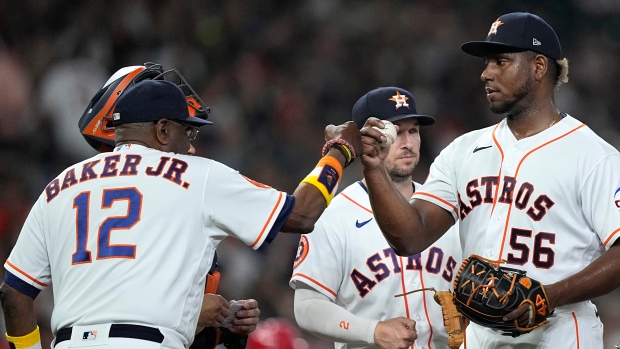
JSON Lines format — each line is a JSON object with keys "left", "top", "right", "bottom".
{"left": 78, "top": 62, "right": 211, "bottom": 152}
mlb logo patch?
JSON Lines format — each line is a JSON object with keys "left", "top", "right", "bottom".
{"left": 82, "top": 331, "right": 97, "bottom": 340}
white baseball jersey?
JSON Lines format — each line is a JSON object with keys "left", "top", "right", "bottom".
{"left": 413, "top": 114, "right": 620, "bottom": 347}
{"left": 4, "top": 144, "right": 293, "bottom": 348}
{"left": 290, "top": 181, "right": 462, "bottom": 349}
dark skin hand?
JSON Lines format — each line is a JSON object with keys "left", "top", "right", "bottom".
{"left": 228, "top": 299, "right": 260, "bottom": 336}
{"left": 360, "top": 117, "right": 454, "bottom": 256}
{"left": 281, "top": 121, "right": 362, "bottom": 234}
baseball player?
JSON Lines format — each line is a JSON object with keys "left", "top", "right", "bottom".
{"left": 359, "top": 12, "right": 620, "bottom": 348}
{"left": 77, "top": 63, "right": 258, "bottom": 349}
{"left": 291, "top": 87, "right": 462, "bottom": 349}
{"left": 0, "top": 76, "right": 360, "bottom": 349}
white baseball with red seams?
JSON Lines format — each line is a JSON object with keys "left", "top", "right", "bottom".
{"left": 372, "top": 120, "right": 397, "bottom": 147}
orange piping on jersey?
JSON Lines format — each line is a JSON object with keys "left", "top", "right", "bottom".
{"left": 490, "top": 123, "right": 505, "bottom": 216}
{"left": 250, "top": 192, "right": 283, "bottom": 248}
{"left": 5, "top": 260, "right": 48, "bottom": 287}
{"left": 497, "top": 124, "right": 587, "bottom": 260}
{"left": 418, "top": 262, "right": 434, "bottom": 349}
{"left": 603, "top": 228, "right": 620, "bottom": 247}
{"left": 396, "top": 257, "right": 415, "bottom": 349}
{"left": 341, "top": 193, "right": 373, "bottom": 213}
{"left": 398, "top": 257, "right": 411, "bottom": 318}
{"left": 571, "top": 312, "right": 580, "bottom": 349}
{"left": 415, "top": 192, "right": 458, "bottom": 217}
{"left": 291, "top": 273, "right": 337, "bottom": 298}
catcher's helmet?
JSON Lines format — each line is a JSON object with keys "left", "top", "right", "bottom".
{"left": 246, "top": 318, "right": 308, "bottom": 349}
{"left": 78, "top": 62, "right": 211, "bottom": 152}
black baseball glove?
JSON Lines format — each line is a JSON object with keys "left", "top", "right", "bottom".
{"left": 452, "top": 254, "right": 552, "bottom": 337}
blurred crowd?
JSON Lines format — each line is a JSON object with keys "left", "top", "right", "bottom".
{"left": 1, "top": 0, "right": 619, "bottom": 348}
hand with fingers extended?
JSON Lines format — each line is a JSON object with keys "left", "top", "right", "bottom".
{"left": 360, "top": 117, "right": 399, "bottom": 170}
{"left": 197, "top": 293, "right": 230, "bottom": 329}
{"left": 374, "top": 317, "right": 417, "bottom": 349}
{"left": 227, "top": 299, "right": 260, "bottom": 336}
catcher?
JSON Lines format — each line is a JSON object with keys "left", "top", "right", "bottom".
{"left": 291, "top": 87, "right": 465, "bottom": 349}
{"left": 79, "top": 62, "right": 257, "bottom": 349}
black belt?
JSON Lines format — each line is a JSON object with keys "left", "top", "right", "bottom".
{"left": 56, "top": 324, "right": 164, "bottom": 345}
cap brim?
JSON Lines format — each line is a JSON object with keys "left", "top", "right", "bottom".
{"left": 387, "top": 114, "right": 435, "bottom": 126}
{"left": 184, "top": 116, "right": 213, "bottom": 127}
{"left": 461, "top": 41, "right": 525, "bottom": 57}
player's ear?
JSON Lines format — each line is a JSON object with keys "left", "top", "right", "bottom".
{"left": 153, "top": 119, "right": 171, "bottom": 146}
{"left": 532, "top": 54, "right": 548, "bottom": 82}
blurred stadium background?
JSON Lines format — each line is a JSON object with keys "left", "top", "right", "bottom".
{"left": 1, "top": 0, "right": 619, "bottom": 348}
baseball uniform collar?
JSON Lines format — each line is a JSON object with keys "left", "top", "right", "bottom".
{"left": 113, "top": 143, "right": 150, "bottom": 152}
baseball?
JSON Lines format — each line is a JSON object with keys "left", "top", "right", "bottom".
{"left": 372, "top": 120, "right": 397, "bottom": 147}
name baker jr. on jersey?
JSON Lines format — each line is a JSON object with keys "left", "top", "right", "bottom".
{"left": 458, "top": 175, "right": 554, "bottom": 221}
{"left": 45, "top": 152, "right": 191, "bottom": 202}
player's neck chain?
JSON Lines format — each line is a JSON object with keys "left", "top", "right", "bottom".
{"left": 548, "top": 111, "right": 562, "bottom": 128}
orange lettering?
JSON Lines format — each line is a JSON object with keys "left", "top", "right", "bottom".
{"left": 535, "top": 294, "right": 547, "bottom": 316}
{"left": 339, "top": 321, "right": 350, "bottom": 330}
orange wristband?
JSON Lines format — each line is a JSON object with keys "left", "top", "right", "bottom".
{"left": 300, "top": 156, "right": 343, "bottom": 205}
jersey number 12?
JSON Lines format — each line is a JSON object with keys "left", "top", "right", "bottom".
{"left": 72, "top": 187, "right": 142, "bottom": 264}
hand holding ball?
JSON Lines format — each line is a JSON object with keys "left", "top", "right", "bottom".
{"left": 372, "top": 120, "right": 397, "bottom": 147}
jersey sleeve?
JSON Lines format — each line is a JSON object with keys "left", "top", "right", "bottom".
{"left": 3, "top": 196, "right": 51, "bottom": 297}
{"left": 581, "top": 153, "right": 620, "bottom": 249}
{"left": 289, "top": 218, "right": 344, "bottom": 302}
{"left": 413, "top": 141, "right": 459, "bottom": 221}
{"left": 204, "top": 162, "right": 290, "bottom": 250}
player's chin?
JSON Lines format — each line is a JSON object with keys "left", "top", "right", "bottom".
{"left": 397, "top": 157, "right": 417, "bottom": 168}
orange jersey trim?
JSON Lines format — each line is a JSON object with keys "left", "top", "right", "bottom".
{"left": 418, "top": 264, "right": 434, "bottom": 349}
{"left": 603, "top": 228, "right": 620, "bottom": 247}
{"left": 497, "top": 124, "right": 586, "bottom": 260}
{"left": 397, "top": 257, "right": 411, "bottom": 318}
{"left": 571, "top": 312, "right": 580, "bottom": 349}
{"left": 490, "top": 123, "right": 504, "bottom": 216}
{"left": 250, "top": 192, "right": 283, "bottom": 248}
{"left": 415, "top": 192, "right": 458, "bottom": 216}
{"left": 5, "top": 260, "right": 48, "bottom": 287}
{"left": 291, "top": 273, "right": 337, "bottom": 298}
{"left": 340, "top": 193, "right": 373, "bottom": 213}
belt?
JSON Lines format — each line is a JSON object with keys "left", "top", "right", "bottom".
{"left": 56, "top": 324, "right": 164, "bottom": 345}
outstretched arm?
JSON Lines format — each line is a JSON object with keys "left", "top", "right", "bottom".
{"left": 281, "top": 121, "right": 362, "bottom": 234}
{"left": 294, "top": 285, "right": 416, "bottom": 348}
{"left": 360, "top": 117, "right": 453, "bottom": 255}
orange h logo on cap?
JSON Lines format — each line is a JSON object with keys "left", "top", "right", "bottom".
{"left": 388, "top": 91, "right": 410, "bottom": 109}
{"left": 487, "top": 19, "right": 504, "bottom": 36}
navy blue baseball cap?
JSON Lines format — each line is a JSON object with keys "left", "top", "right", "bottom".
{"left": 461, "top": 12, "right": 562, "bottom": 60}
{"left": 352, "top": 87, "right": 435, "bottom": 128}
{"left": 113, "top": 80, "right": 212, "bottom": 127}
